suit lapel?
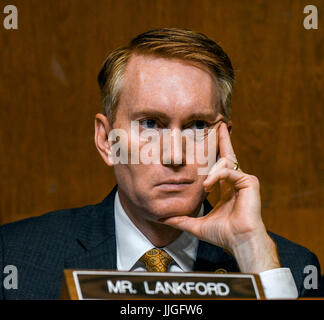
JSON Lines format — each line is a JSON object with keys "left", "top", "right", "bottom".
{"left": 64, "top": 186, "right": 118, "bottom": 270}
{"left": 194, "top": 240, "right": 239, "bottom": 272}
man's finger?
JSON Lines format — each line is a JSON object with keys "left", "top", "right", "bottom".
{"left": 219, "top": 122, "right": 237, "bottom": 161}
{"left": 159, "top": 215, "right": 202, "bottom": 237}
{"left": 204, "top": 157, "right": 233, "bottom": 191}
{"left": 205, "top": 167, "right": 251, "bottom": 191}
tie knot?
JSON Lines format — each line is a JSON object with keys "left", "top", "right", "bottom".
{"left": 140, "top": 248, "right": 173, "bottom": 272}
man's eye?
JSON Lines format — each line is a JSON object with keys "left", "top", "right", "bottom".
{"left": 190, "top": 120, "right": 208, "bottom": 130}
{"left": 140, "top": 119, "right": 158, "bottom": 129}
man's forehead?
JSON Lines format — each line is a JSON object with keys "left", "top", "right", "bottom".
{"left": 124, "top": 53, "right": 218, "bottom": 83}
{"left": 120, "top": 53, "right": 221, "bottom": 116}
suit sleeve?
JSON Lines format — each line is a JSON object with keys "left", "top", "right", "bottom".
{"left": 299, "top": 251, "right": 323, "bottom": 297}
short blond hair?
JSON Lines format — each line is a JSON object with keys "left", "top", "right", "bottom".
{"left": 97, "top": 28, "right": 234, "bottom": 124}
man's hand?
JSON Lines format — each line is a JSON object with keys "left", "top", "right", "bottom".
{"left": 161, "top": 122, "right": 281, "bottom": 274}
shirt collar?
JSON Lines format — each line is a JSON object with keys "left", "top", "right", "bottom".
{"left": 114, "top": 191, "right": 203, "bottom": 272}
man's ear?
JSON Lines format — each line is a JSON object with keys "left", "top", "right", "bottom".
{"left": 94, "top": 113, "right": 114, "bottom": 166}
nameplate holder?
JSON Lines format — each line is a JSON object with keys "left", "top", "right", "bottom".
{"left": 61, "top": 269, "right": 265, "bottom": 300}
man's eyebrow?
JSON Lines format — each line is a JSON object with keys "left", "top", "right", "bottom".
{"left": 185, "top": 112, "right": 218, "bottom": 122}
{"left": 131, "top": 110, "right": 220, "bottom": 122}
{"left": 131, "top": 110, "right": 171, "bottom": 120}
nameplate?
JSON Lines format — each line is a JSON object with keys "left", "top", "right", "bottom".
{"left": 61, "top": 270, "right": 264, "bottom": 300}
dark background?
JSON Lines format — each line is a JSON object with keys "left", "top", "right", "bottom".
{"left": 1, "top": 0, "right": 323, "bottom": 268}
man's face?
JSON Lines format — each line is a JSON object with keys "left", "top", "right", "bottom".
{"left": 109, "top": 54, "right": 222, "bottom": 223}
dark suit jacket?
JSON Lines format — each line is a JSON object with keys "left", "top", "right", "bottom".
{"left": 0, "top": 187, "right": 322, "bottom": 299}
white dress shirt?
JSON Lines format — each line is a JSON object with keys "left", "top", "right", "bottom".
{"left": 114, "top": 192, "right": 298, "bottom": 299}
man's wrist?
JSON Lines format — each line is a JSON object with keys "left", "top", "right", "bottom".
{"left": 231, "top": 230, "right": 281, "bottom": 274}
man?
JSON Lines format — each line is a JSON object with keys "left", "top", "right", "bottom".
{"left": 0, "top": 28, "right": 321, "bottom": 299}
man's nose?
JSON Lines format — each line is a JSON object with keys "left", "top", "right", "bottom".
{"left": 161, "top": 129, "right": 186, "bottom": 167}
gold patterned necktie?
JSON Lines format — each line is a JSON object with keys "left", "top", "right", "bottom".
{"left": 140, "top": 248, "right": 173, "bottom": 272}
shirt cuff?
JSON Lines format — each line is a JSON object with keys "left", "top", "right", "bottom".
{"left": 259, "top": 268, "right": 298, "bottom": 299}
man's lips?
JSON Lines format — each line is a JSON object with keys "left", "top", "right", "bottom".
{"left": 156, "top": 179, "right": 194, "bottom": 185}
{"left": 155, "top": 179, "right": 194, "bottom": 191}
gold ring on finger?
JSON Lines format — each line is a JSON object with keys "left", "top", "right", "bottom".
{"left": 233, "top": 161, "right": 239, "bottom": 171}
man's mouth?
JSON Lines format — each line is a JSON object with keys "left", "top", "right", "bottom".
{"left": 155, "top": 179, "right": 194, "bottom": 191}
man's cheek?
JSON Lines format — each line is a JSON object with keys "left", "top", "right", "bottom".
{"left": 129, "top": 121, "right": 162, "bottom": 165}
{"left": 108, "top": 128, "right": 129, "bottom": 164}
{"left": 138, "top": 130, "right": 161, "bottom": 165}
